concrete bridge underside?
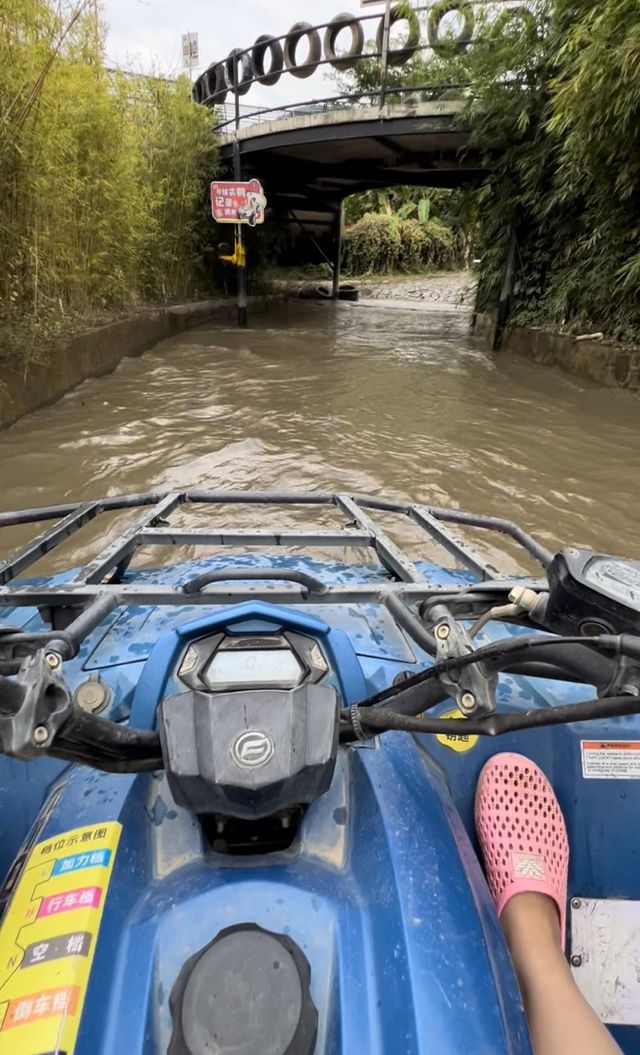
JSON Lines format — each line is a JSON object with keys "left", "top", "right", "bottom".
{"left": 218, "top": 101, "right": 490, "bottom": 243}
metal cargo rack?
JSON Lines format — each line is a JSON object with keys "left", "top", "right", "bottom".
{"left": 0, "top": 491, "right": 552, "bottom": 668}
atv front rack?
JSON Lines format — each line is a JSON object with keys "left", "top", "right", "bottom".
{"left": 0, "top": 491, "right": 552, "bottom": 667}
{"left": 4, "top": 492, "right": 640, "bottom": 748}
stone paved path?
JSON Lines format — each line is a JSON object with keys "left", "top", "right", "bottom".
{"left": 357, "top": 271, "right": 475, "bottom": 307}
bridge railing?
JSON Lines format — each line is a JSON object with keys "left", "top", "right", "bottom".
{"left": 214, "top": 84, "right": 470, "bottom": 134}
{"left": 195, "top": 1, "right": 538, "bottom": 134}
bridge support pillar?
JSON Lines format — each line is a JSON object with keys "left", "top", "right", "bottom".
{"left": 331, "top": 205, "right": 343, "bottom": 300}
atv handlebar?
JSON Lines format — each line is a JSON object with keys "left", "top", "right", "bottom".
{"left": 1, "top": 625, "right": 640, "bottom": 773}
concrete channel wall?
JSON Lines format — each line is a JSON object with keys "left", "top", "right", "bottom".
{"left": 474, "top": 313, "right": 640, "bottom": 392}
{"left": 0, "top": 299, "right": 260, "bottom": 430}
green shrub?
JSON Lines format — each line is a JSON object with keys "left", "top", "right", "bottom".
{"left": 397, "top": 217, "right": 426, "bottom": 272}
{"left": 342, "top": 213, "right": 462, "bottom": 275}
{"left": 418, "top": 219, "right": 460, "bottom": 270}
{"left": 342, "top": 213, "right": 403, "bottom": 275}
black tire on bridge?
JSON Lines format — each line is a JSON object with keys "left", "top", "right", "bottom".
{"left": 224, "top": 48, "right": 253, "bottom": 95}
{"left": 323, "top": 13, "right": 365, "bottom": 71}
{"left": 284, "top": 22, "right": 322, "bottom": 79}
{"left": 252, "top": 34, "right": 284, "bottom": 86}
{"left": 198, "top": 62, "right": 227, "bottom": 106}
{"left": 376, "top": 4, "right": 421, "bottom": 67}
{"left": 192, "top": 76, "right": 205, "bottom": 104}
{"left": 427, "top": 0, "right": 475, "bottom": 52}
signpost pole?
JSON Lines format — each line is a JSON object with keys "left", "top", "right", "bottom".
{"left": 233, "top": 55, "right": 248, "bottom": 328}
{"left": 331, "top": 205, "right": 343, "bottom": 300}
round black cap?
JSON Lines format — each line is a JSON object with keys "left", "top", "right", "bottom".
{"left": 168, "top": 924, "right": 318, "bottom": 1055}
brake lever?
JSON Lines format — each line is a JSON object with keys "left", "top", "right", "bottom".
{"left": 427, "top": 605, "right": 497, "bottom": 718}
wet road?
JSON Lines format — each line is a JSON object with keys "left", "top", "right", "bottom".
{"left": 1, "top": 296, "right": 639, "bottom": 574}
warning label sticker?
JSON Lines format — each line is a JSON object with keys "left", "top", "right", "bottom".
{"left": 0, "top": 821, "right": 121, "bottom": 1055}
{"left": 581, "top": 741, "right": 640, "bottom": 780}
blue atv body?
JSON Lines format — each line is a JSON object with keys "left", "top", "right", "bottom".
{"left": 0, "top": 491, "right": 638, "bottom": 1055}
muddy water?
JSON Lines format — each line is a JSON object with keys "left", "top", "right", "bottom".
{"left": 0, "top": 297, "right": 639, "bottom": 575}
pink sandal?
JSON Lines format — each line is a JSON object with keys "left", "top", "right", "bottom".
{"left": 475, "top": 752, "right": 569, "bottom": 949}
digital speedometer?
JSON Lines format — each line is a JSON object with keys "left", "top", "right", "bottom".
{"left": 202, "top": 648, "right": 303, "bottom": 690}
{"left": 176, "top": 630, "right": 328, "bottom": 693}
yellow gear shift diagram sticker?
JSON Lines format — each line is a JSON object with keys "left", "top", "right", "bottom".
{"left": 0, "top": 821, "right": 121, "bottom": 1054}
{"left": 434, "top": 707, "right": 479, "bottom": 753}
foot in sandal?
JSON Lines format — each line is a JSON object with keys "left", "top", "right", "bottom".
{"left": 475, "top": 751, "right": 568, "bottom": 947}
{"left": 475, "top": 752, "right": 621, "bottom": 1055}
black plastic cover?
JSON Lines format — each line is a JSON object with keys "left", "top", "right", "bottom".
{"left": 168, "top": 924, "right": 318, "bottom": 1055}
{"left": 546, "top": 548, "right": 640, "bottom": 636}
{"left": 159, "top": 684, "right": 339, "bottom": 819}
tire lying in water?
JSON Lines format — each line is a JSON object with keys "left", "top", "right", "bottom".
{"left": 297, "top": 285, "right": 331, "bottom": 300}
{"left": 338, "top": 284, "right": 359, "bottom": 301}
{"left": 297, "top": 284, "right": 359, "bottom": 301}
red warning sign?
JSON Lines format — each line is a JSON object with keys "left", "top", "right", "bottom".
{"left": 210, "top": 179, "right": 266, "bottom": 226}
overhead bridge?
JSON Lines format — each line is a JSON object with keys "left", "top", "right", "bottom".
{"left": 196, "top": 0, "right": 533, "bottom": 297}
{"left": 217, "top": 99, "right": 486, "bottom": 238}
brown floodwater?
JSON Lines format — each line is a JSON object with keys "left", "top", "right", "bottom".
{"left": 0, "top": 298, "right": 638, "bottom": 577}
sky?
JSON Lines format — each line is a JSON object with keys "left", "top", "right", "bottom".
{"left": 102, "top": 0, "right": 374, "bottom": 108}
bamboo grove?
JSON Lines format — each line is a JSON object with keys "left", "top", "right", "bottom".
{"left": 0, "top": 1, "right": 217, "bottom": 365}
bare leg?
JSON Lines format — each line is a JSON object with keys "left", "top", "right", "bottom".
{"left": 501, "top": 893, "right": 622, "bottom": 1055}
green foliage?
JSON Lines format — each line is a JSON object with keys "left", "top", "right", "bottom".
{"left": 468, "top": 0, "right": 640, "bottom": 338}
{"left": 417, "top": 198, "right": 431, "bottom": 224}
{"left": 343, "top": 213, "right": 402, "bottom": 274}
{"left": 342, "top": 212, "right": 461, "bottom": 275}
{"left": 335, "top": 14, "right": 477, "bottom": 277}
{"left": 343, "top": 186, "right": 470, "bottom": 274}
{"left": 0, "top": 1, "right": 218, "bottom": 364}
